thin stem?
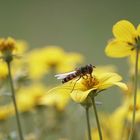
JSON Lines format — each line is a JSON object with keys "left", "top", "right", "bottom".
{"left": 7, "top": 61, "right": 24, "bottom": 140}
{"left": 129, "top": 47, "right": 139, "bottom": 140}
{"left": 91, "top": 96, "right": 102, "bottom": 140}
{"left": 85, "top": 106, "right": 92, "bottom": 140}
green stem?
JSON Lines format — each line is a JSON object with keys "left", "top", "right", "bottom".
{"left": 129, "top": 47, "right": 139, "bottom": 140}
{"left": 85, "top": 106, "right": 92, "bottom": 140}
{"left": 91, "top": 97, "right": 102, "bottom": 140}
{"left": 7, "top": 61, "right": 24, "bottom": 140}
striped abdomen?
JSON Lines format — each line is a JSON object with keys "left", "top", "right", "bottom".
{"left": 62, "top": 73, "right": 77, "bottom": 83}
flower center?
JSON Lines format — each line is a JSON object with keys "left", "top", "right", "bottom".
{"left": 0, "top": 38, "right": 16, "bottom": 53}
{"left": 81, "top": 75, "right": 99, "bottom": 90}
{"left": 127, "top": 36, "right": 140, "bottom": 51}
{"left": 135, "top": 36, "right": 140, "bottom": 50}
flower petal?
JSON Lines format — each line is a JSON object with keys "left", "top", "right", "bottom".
{"left": 97, "top": 72, "right": 122, "bottom": 83}
{"left": 114, "top": 82, "right": 128, "bottom": 90}
{"left": 70, "top": 88, "right": 96, "bottom": 103}
{"left": 39, "top": 92, "right": 70, "bottom": 111}
{"left": 105, "top": 39, "right": 133, "bottom": 57}
{"left": 113, "top": 20, "right": 136, "bottom": 42}
{"left": 46, "top": 79, "right": 86, "bottom": 98}
{"left": 95, "top": 72, "right": 126, "bottom": 90}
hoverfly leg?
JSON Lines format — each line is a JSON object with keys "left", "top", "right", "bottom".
{"left": 82, "top": 74, "right": 88, "bottom": 79}
{"left": 90, "top": 73, "right": 93, "bottom": 78}
{"left": 70, "top": 76, "right": 81, "bottom": 93}
{"left": 89, "top": 73, "right": 93, "bottom": 84}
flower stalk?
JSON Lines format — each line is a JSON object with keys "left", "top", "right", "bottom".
{"left": 7, "top": 61, "right": 24, "bottom": 140}
{"left": 129, "top": 46, "right": 139, "bottom": 140}
{"left": 85, "top": 106, "right": 92, "bottom": 140}
{"left": 91, "top": 95, "right": 102, "bottom": 140}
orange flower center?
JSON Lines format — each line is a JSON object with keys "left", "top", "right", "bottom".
{"left": 0, "top": 38, "right": 16, "bottom": 53}
{"left": 81, "top": 75, "right": 99, "bottom": 90}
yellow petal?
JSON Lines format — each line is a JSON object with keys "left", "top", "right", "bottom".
{"left": 105, "top": 39, "right": 133, "bottom": 57}
{"left": 96, "top": 72, "right": 126, "bottom": 90}
{"left": 56, "top": 52, "right": 84, "bottom": 73}
{"left": 94, "top": 65, "right": 117, "bottom": 74}
{"left": 114, "top": 82, "right": 128, "bottom": 90}
{"left": 70, "top": 88, "right": 96, "bottom": 103}
{"left": 113, "top": 20, "right": 136, "bottom": 42}
{"left": 39, "top": 92, "right": 70, "bottom": 111}
{"left": 0, "top": 105, "right": 13, "bottom": 120}
{"left": 46, "top": 79, "right": 86, "bottom": 99}
{"left": 15, "top": 40, "right": 28, "bottom": 54}
{"left": 15, "top": 84, "right": 46, "bottom": 112}
{"left": 97, "top": 72, "right": 122, "bottom": 83}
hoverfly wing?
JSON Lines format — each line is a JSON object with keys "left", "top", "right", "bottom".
{"left": 54, "top": 71, "right": 76, "bottom": 80}
{"left": 54, "top": 74, "right": 67, "bottom": 80}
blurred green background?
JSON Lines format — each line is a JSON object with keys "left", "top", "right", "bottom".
{"left": 0, "top": 0, "right": 140, "bottom": 139}
{"left": 0, "top": 0, "right": 139, "bottom": 111}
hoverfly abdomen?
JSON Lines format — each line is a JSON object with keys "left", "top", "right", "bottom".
{"left": 62, "top": 73, "right": 77, "bottom": 83}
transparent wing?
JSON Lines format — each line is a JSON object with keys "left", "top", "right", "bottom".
{"left": 54, "top": 71, "right": 76, "bottom": 80}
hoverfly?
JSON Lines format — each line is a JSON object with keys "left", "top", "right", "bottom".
{"left": 55, "top": 64, "right": 96, "bottom": 92}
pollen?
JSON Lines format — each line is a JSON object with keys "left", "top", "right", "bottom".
{"left": 81, "top": 75, "right": 99, "bottom": 90}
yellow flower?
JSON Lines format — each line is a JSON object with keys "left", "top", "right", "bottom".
{"left": 0, "top": 40, "right": 28, "bottom": 80}
{"left": 91, "top": 87, "right": 140, "bottom": 139}
{"left": 105, "top": 20, "right": 140, "bottom": 58}
{"left": 91, "top": 107, "right": 128, "bottom": 140}
{"left": 115, "top": 87, "right": 140, "bottom": 122}
{"left": 39, "top": 89, "right": 70, "bottom": 111}
{"left": 0, "top": 105, "right": 14, "bottom": 120}
{"left": 0, "top": 37, "right": 18, "bottom": 63}
{"left": 47, "top": 68, "right": 127, "bottom": 103}
{"left": 40, "top": 46, "right": 83, "bottom": 71}
{"left": 91, "top": 128, "right": 105, "bottom": 140}
{"left": 25, "top": 48, "right": 50, "bottom": 79}
{"left": 55, "top": 52, "right": 84, "bottom": 73}
{"left": 15, "top": 40, "right": 28, "bottom": 55}
{"left": 11, "top": 40, "right": 28, "bottom": 73}
{"left": 125, "top": 89, "right": 140, "bottom": 122}
{"left": 14, "top": 84, "right": 46, "bottom": 112}
{"left": 0, "top": 37, "right": 16, "bottom": 54}
{"left": 0, "top": 84, "right": 46, "bottom": 118}
{"left": 109, "top": 105, "right": 128, "bottom": 140}
{"left": 26, "top": 46, "right": 83, "bottom": 79}
{"left": 42, "top": 46, "right": 66, "bottom": 68}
